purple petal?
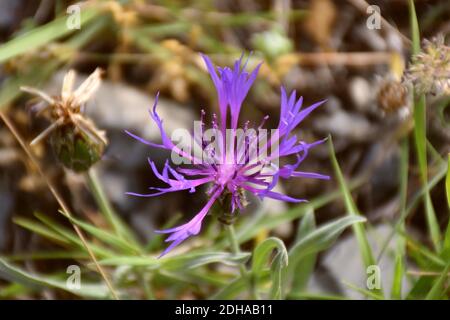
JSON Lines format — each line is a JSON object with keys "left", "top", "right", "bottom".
{"left": 155, "top": 187, "right": 223, "bottom": 257}
{"left": 124, "top": 130, "right": 165, "bottom": 149}
{"left": 290, "top": 171, "right": 331, "bottom": 180}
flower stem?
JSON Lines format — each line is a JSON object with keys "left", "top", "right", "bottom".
{"left": 224, "top": 224, "right": 258, "bottom": 299}
{"left": 86, "top": 168, "right": 123, "bottom": 237}
{"left": 86, "top": 168, "right": 140, "bottom": 249}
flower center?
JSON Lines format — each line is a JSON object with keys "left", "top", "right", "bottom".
{"left": 216, "top": 164, "right": 237, "bottom": 186}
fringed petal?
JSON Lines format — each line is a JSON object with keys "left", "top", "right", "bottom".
{"left": 155, "top": 187, "right": 223, "bottom": 257}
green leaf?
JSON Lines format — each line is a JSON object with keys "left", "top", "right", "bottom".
{"left": 224, "top": 187, "right": 356, "bottom": 249}
{"left": 34, "top": 212, "right": 114, "bottom": 258}
{"left": 446, "top": 154, "right": 450, "bottom": 209}
{"left": 291, "top": 209, "right": 317, "bottom": 294}
{"left": 86, "top": 169, "right": 141, "bottom": 249}
{"left": 287, "top": 292, "right": 348, "bottom": 300}
{"left": 408, "top": 0, "right": 441, "bottom": 252}
{"left": 391, "top": 251, "right": 405, "bottom": 300}
{"left": 0, "top": 9, "right": 97, "bottom": 63}
{"left": 173, "top": 252, "right": 250, "bottom": 270}
{"left": 8, "top": 251, "right": 87, "bottom": 261}
{"left": 343, "top": 281, "right": 384, "bottom": 300}
{"left": 98, "top": 256, "right": 160, "bottom": 267}
{"left": 403, "top": 232, "right": 447, "bottom": 267}
{"left": 391, "top": 138, "right": 408, "bottom": 299}
{"left": 408, "top": 0, "right": 421, "bottom": 55}
{"left": 99, "top": 252, "right": 250, "bottom": 271}
{"left": 377, "top": 163, "right": 447, "bottom": 261}
{"left": 444, "top": 155, "right": 450, "bottom": 254}
{"left": 251, "top": 237, "right": 288, "bottom": 299}
{"left": 0, "top": 257, "right": 110, "bottom": 299}
{"left": 59, "top": 210, "right": 141, "bottom": 255}
{"left": 211, "top": 276, "right": 248, "bottom": 300}
{"left": 0, "top": 14, "right": 109, "bottom": 110}
{"left": 252, "top": 237, "right": 288, "bottom": 278}
{"left": 269, "top": 252, "right": 285, "bottom": 300}
{"left": 328, "top": 137, "right": 378, "bottom": 272}
{"left": 425, "top": 262, "right": 450, "bottom": 300}
{"left": 13, "top": 217, "right": 71, "bottom": 245}
{"left": 286, "top": 215, "right": 366, "bottom": 287}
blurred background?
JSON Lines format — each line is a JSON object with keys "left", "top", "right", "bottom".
{"left": 0, "top": 0, "right": 449, "bottom": 300}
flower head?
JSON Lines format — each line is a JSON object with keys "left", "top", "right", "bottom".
{"left": 126, "top": 54, "right": 329, "bottom": 257}
{"left": 405, "top": 35, "right": 450, "bottom": 97}
{"left": 21, "top": 69, "right": 107, "bottom": 172}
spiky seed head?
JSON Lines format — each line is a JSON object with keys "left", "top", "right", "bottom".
{"left": 21, "top": 68, "right": 107, "bottom": 172}
{"left": 405, "top": 35, "right": 450, "bottom": 97}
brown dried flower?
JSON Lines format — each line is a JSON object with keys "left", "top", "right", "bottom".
{"left": 21, "top": 69, "right": 107, "bottom": 172}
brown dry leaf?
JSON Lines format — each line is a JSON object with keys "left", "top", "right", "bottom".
{"left": 304, "top": 0, "right": 336, "bottom": 48}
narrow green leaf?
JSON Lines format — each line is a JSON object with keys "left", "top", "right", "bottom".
{"left": 425, "top": 262, "right": 450, "bottom": 300}
{"left": 391, "top": 138, "right": 408, "bottom": 299}
{"left": 286, "top": 215, "right": 366, "bottom": 287}
{"left": 408, "top": 0, "right": 441, "bottom": 252}
{"left": 252, "top": 237, "right": 288, "bottom": 278}
{"left": 98, "top": 256, "right": 160, "bottom": 267}
{"left": 342, "top": 281, "right": 384, "bottom": 300}
{"left": 391, "top": 252, "right": 405, "bottom": 300}
{"left": 59, "top": 210, "right": 141, "bottom": 255}
{"left": 443, "top": 155, "right": 450, "bottom": 254}
{"left": 177, "top": 252, "right": 251, "bottom": 270}
{"left": 408, "top": 0, "right": 421, "bottom": 55}
{"left": 225, "top": 184, "right": 362, "bottom": 248}
{"left": 251, "top": 237, "right": 288, "bottom": 299}
{"left": 211, "top": 276, "right": 247, "bottom": 300}
{"left": 269, "top": 253, "right": 285, "bottom": 300}
{"left": 34, "top": 212, "right": 114, "bottom": 258}
{"left": 13, "top": 217, "right": 71, "bottom": 245}
{"left": 0, "top": 9, "right": 97, "bottom": 63}
{"left": 0, "top": 15, "right": 109, "bottom": 110}
{"left": 0, "top": 257, "right": 110, "bottom": 298}
{"left": 328, "top": 137, "right": 378, "bottom": 270}
{"left": 291, "top": 209, "right": 317, "bottom": 293}
{"left": 403, "top": 232, "right": 447, "bottom": 267}
{"left": 99, "top": 252, "right": 250, "bottom": 271}
{"left": 378, "top": 163, "right": 447, "bottom": 261}
{"left": 8, "top": 251, "right": 87, "bottom": 261}
{"left": 86, "top": 169, "right": 141, "bottom": 248}
{"left": 287, "top": 292, "right": 348, "bottom": 300}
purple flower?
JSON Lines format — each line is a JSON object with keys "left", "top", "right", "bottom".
{"left": 126, "top": 54, "right": 329, "bottom": 257}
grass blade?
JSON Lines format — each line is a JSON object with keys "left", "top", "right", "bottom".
{"left": 328, "top": 139, "right": 377, "bottom": 264}
{"left": 443, "top": 154, "right": 450, "bottom": 254}
{"left": 328, "top": 137, "right": 383, "bottom": 297}
{"left": 86, "top": 168, "right": 141, "bottom": 248}
{"left": 59, "top": 210, "right": 141, "bottom": 255}
{"left": 0, "top": 257, "right": 110, "bottom": 298}
{"left": 391, "top": 138, "right": 409, "bottom": 299}
{"left": 425, "top": 262, "right": 450, "bottom": 299}
{"left": 408, "top": 0, "right": 441, "bottom": 252}
{"left": 34, "top": 212, "right": 114, "bottom": 259}
{"left": 286, "top": 215, "right": 366, "bottom": 290}
{"left": 13, "top": 217, "right": 71, "bottom": 245}
{"left": 0, "top": 9, "right": 97, "bottom": 63}
{"left": 291, "top": 209, "right": 317, "bottom": 294}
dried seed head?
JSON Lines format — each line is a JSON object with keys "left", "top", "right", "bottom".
{"left": 405, "top": 35, "right": 450, "bottom": 97}
{"left": 21, "top": 68, "right": 107, "bottom": 172}
{"left": 377, "top": 75, "right": 410, "bottom": 117}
